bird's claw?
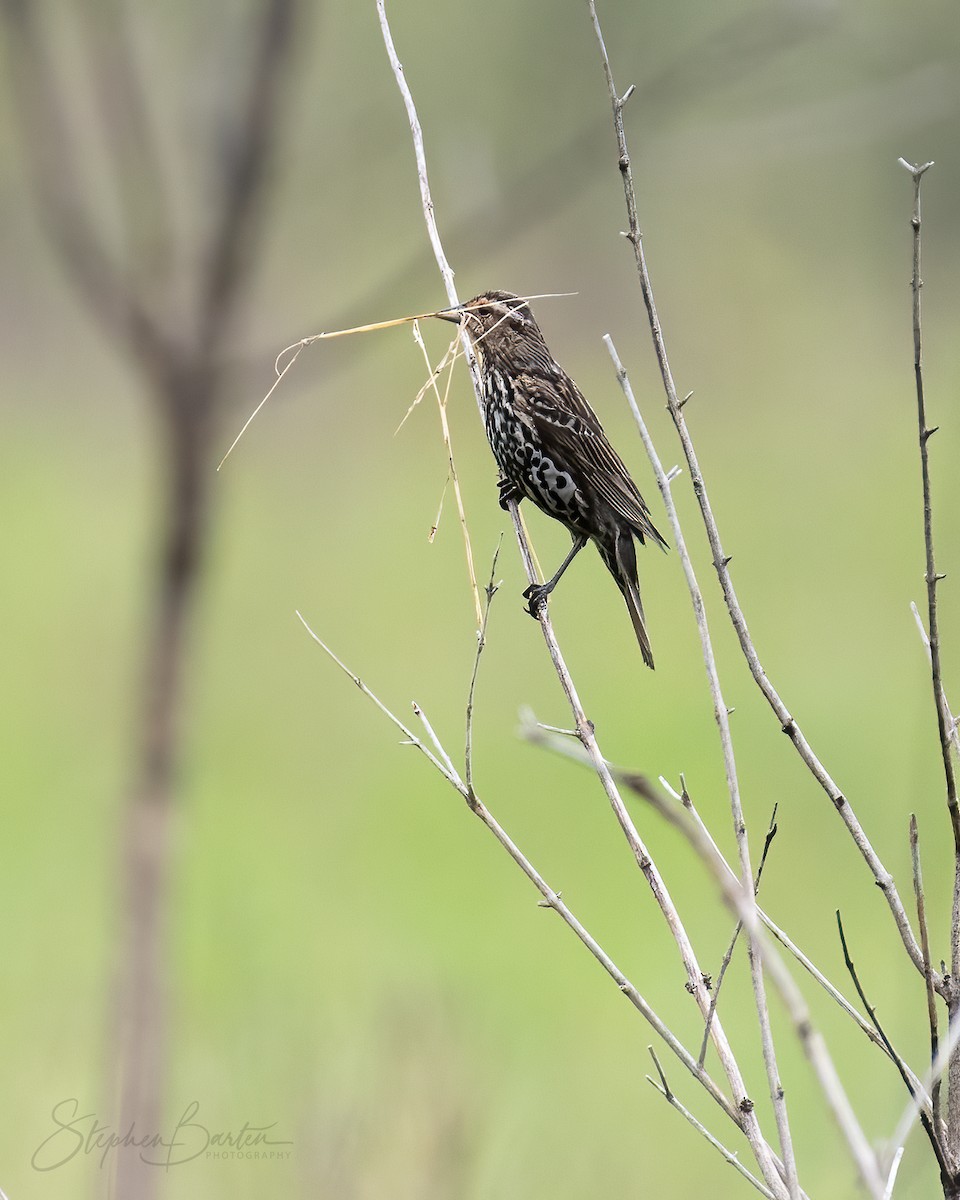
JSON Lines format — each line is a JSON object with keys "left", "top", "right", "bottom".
{"left": 522, "top": 582, "right": 549, "bottom": 619}
{"left": 497, "top": 479, "right": 520, "bottom": 511}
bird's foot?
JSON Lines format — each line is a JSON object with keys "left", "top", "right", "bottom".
{"left": 497, "top": 478, "right": 521, "bottom": 511}
{"left": 522, "top": 582, "right": 551, "bottom": 619}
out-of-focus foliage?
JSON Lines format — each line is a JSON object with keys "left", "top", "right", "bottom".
{"left": 3, "top": 2, "right": 960, "bottom": 1197}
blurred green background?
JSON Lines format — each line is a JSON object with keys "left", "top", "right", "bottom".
{"left": 4, "top": 1, "right": 960, "bottom": 1196}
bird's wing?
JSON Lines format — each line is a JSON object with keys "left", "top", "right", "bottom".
{"left": 514, "top": 367, "right": 667, "bottom": 547}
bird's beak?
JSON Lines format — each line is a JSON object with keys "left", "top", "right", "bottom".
{"left": 434, "top": 305, "right": 464, "bottom": 324}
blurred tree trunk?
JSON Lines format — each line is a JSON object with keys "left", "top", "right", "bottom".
{"left": 1, "top": 3, "right": 302, "bottom": 1196}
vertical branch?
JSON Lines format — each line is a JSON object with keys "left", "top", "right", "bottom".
{"left": 898, "top": 155, "right": 960, "bottom": 1172}
{"left": 592, "top": 37, "right": 800, "bottom": 1199}
{"left": 898, "top": 158, "right": 958, "bottom": 849}
{"left": 912, "top": 814, "right": 945, "bottom": 1139}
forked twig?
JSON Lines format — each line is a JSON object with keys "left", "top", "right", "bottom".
{"left": 646, "top": 1048, "right": 777, "bottom": 1200}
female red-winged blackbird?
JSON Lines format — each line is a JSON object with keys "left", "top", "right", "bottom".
{"left": 437, "top": 290, "right": 667, "bottom": 668}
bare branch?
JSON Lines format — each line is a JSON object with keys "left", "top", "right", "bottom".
{"left": 630, "top": 776, "right": 885, "bottom": 1199}
{"left": 664, "top": 779, "right": 934, "bottom": 1115}
{"left": 899, "top": 158, "right": 959, "bottom": 853}
{"left": 647, "top": 1048, "right": 778, "bottom": 1200}
{"left": 296, "top": 612, "right": 744, "bottom": 1131}
{"left": 587, "top": 0, "right": 928, "bottom": 990}
{"left": 530, "top": 720, "right": 885, "bottom": 1199}
{"left": 837, "top": 911, "right": 951, "bottom": 1178}
{"left": 899, "top": 158, "right": 960, "bottom": 1171}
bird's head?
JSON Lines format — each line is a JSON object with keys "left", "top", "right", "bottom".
{"left": 435, "top": 290, "right": 546, "bottom": 363}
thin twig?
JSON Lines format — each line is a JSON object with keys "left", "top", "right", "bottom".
{"left": 882, "top": 1146, "right": 905, "bottom": 1200}
{"left": 911, "top": 814, "right": 943, "bottom": 1134}
{"left": 698, "top": 808, "right": 779, "bottom": 1069}
{"left": 465, "top": 542, "right": 502, "bottom": 796}
{"left": 647, "top": 1048, "right": 778, "bottom": 1200}
{"left": 837, "top": 911, "right": 951, "bottom": 1178}
{"left": 910, "top": 602, "right": 960, "bottom": 757}
{"left": 589, "top": 0, "right": 929, "bottom": 993}
{"left": 412, "top": 702, "right": 461, "bottom": 787}
{"left": 889, "top": 1009, "right": 960, "bottom": 1172}
{"left": 898, "top": 158, "right": 958, "bottom": 850}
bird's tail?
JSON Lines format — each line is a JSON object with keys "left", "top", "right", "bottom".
{"left": 606, "top": 526, "right": 655, "bottom": 670}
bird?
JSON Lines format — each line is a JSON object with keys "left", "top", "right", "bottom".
{"left": 436, "top": 290, "right": 666, "bottom": 668}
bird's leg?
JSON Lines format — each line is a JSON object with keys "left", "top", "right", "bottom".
{"left": 522, "top": 534, "right": 588, "bottom": 618}
{"left": 497, "top": 475, "right": 521, "bottom": 511}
